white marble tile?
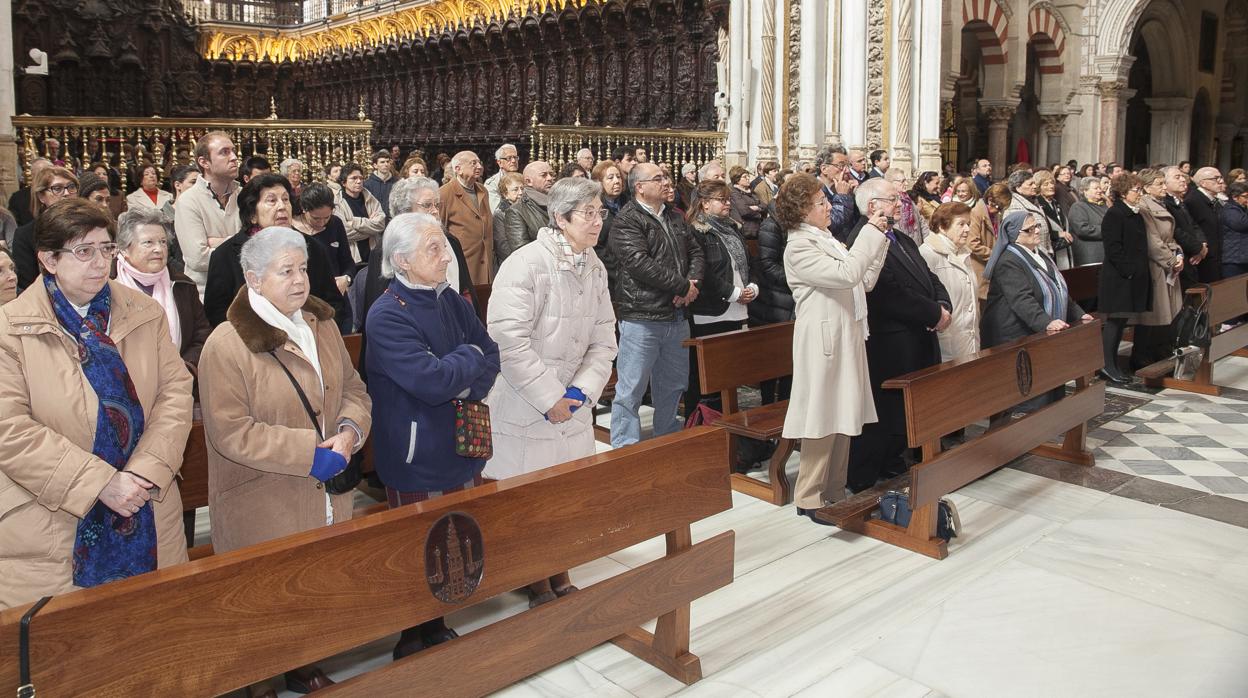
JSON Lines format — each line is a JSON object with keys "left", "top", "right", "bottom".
{"left": 1148, "top": 422, "right": 1203, "bottom": 435}
{"left": 864, "top": 559, "right": 1248, "bottom": 698}
{"left": 492, "top": 659, "right": 634, "bottom": 698}
{"left": 1191, "top": 447, "right": 1248, "bottom": 462}
{"left": 952, "top": 467, "right": 1113, "bottom": 523}
{"left": 1099, "top": 445, "right": 1166, "bottom": 461}
{"left": 1166, "top": 459, "right": 1244, "bottom": 476}
{"left": 788, "top": 657, "right": 939, "bottom": 698}
{"left": 1211, "top": 356, "right": 1248, "bottom": 391}
{"left": 1017, "top": 494, "right": 1248, "bottom": 634}
{"left": 1169, "top": 411, "right": 1220, "bottom": 424}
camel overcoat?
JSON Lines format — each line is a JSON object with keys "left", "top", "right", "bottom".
{"left": 782, "top": 222, "right": 889, "bottom": 440}
{"left": 483, "top": 228, "right": 618, "bottom": 480}
{"left": 440, "top": 179, "right": 495, "bottom": 284}
{"left": 0, "top": 280, "right": 193, "bottom": 609}
{"left": 1138, "top": 196, "right": 1184, "bottom": 327}
{"left": 919, "top": 233, "right": 981, "bottom": 361}
{"left": 199, "top": 289, "right": 371, "bottom": 554}
{"left": 966, "top": 199, "right": 996, "bottom": 300}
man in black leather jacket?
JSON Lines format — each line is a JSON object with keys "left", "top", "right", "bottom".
{"left": 607, "top": 162, "right": 705, "bottom": 447}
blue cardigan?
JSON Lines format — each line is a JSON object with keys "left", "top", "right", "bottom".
{"left": 365, "top": 279, "right": 500, "bottom": 492}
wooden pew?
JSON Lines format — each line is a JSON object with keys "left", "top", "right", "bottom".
{"left": 1141, "top": 273, "right": 1248, "bottom": 396}
{"left": 1061, "top": 263, "right": 1100, "bottom": 308}
{"left": 0, "top": 428, "right": 734, "bottom": 696}
{"left": 818, "top": 321, "right": 1104, "bottom": 559}
{"left": 685, "top": 322, "right": 796, "bottom": 505}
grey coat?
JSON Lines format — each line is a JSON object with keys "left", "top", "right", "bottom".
{"left": 1068, "top": 200, "right": 1108, "bottom": 266}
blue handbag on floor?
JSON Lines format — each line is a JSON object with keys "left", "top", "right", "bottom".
{"left": 877, "top": 488, "right": 961, "bottom": 541}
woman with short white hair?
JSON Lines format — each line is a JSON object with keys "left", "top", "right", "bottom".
{"left": 484, "top": 177, "right": 618, "bottom": 606}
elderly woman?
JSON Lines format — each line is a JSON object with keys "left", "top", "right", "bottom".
{"left": 778, "top": 174, "right": 889, "bottom": 523}
{"left": 204, "top": 173, "right": 346, "bottom": 329}
{"left": 0, "top": 199, "right": 192, "bottom": 609}
{"left": 1068, "top": 176, "right": 1109, "bottom": 266}
{"left": 1095, "top": 174, "right": 1152, "bottom": 382}
{"left": 484, "top": 178, "right": 617, "bottom": 606}
{"left": 364, "top": 212, "right": 499, "bottom": 658}
{"left": 0, "top": 246, "right": 16, "bottom": 304}
{"left": 919, "top": 203, "right": 980, "bottom": 361}
{"left": 279, "top": 158, "right": 305, "bottom": 200}
{"left": 1034, "top": 170, "right": 1075, "bottom": 269}
{"left": 335, "top": 163, "right": 386, "bottom": 264}
{"left": 1134, "top": 169, "right": 1184, "bottom": 369}
{"left": 493, "top": 171, "right": 526, "bottom": 273}
{"left": 592, "top": 159, "right": 626, "bottom": 286}
{"left": 1004, "top": 170, "right": 1053, "bottom": 259}
{"left": 125, "top": 163, "right": 173, "bottom": 212}
{"left": 115, "top": 208, "right": 210, "bottom": 374}
{"left": 559, "top": 162, "right": 589, "bottom": 180}
{"left": 729, "top": 165, "right": 765, "bottom": 239}
{"left": 13, "top": 165, "right": 79, "bottom": 290}
{"left": 198, "top": 227, "right": 370, "bottom": 693}
{"left": 1223, "top": 181, "right": 1248, "bottom": 279}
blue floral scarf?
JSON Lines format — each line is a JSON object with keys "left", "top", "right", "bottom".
{"left": 44, "top": 276, "right": 155, "bottom": 587}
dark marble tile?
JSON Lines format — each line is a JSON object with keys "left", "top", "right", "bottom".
{"left": 1163, "top": 493, "right": 1248, "bottom": 530}
{"left": 1192, "top": 476, "right": 1248, "bottom": 495}
{"left": 1009, "top": 456, "right": 1133, "bottom": 493}
{"left": 1219, "top": 462, "right": 1248, "bottom": 476}
{"left": 1171, "top": 435, "right": 1225, "bottom": 448}
{"left": 1213, "top": 412, "right": 1248, "bottom": 424}
{"left": 1120, "top": 460, "right": 1185, "bottom": 476}
{"left": 1145, "top": 446, "right": 1203, "bottom": 460}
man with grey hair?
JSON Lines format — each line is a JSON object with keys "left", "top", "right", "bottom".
{"left": 8, "top": 157, "right": 51, "bottom": 226}
{"left": 500, "top": 161, "right": 555, "bottom": 261}
{"left": 686, "top": 160, "right": 726, "bottom": 210}
{"left": 485, "top": 143, "right": 520, "bottom": 212}
{"left": 576, "top": 148, "right": 595, "bottom": 172}
{"left": 1162, "top": 165, "right": 1206, "bottom": 289}
{"left": 438, "top": 150, "right": 494, "bottom": 283}
{"left": 815, "top": 145, "right": 860, "bottom": 242}
{"left": 847, "top": 149, "right": 870, "bottom": 184}
{"left": 1186, "top": 166, "right": 1225, "bottom": 283}
{"left": 608, "top": 162, "right": 705, "bottom": 447}
{"left": 846, "top": 177, "right": 951, "bottom": 492}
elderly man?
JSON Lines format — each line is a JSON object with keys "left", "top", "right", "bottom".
{"left": 1162, "top": 165, "right": 1207, "bottom": 289}
{"left": 815, "top": 145, "right": 860, "bottom": 242}
{"left": 484, "top": 143, "right": 520, "bottom": 212}
{"left": 1187, "top": 166, "right": 1226, "bottom": 283}
{"left": 500, "top": 160, "right": 555, "bottom": 261}
{"left": 686, "top": 160, "right": 726, "bottom": 211}
{"left": 576, "top": 148, "right": 595, "bottom": 172}
{"left": 439, "top": 150, "right": 494, "bottom": 283}
{"left": 845, "top": 178, "right": 951, "bottom": 492}
{"left": 847, "top": 149, "right": 870, "bottom": 184}
{"left": 7, "top": 157, "right": 50, "bottom": 226}
{"left": 608, "top": 162, "right": 705, "bottom": 447}
{"left": 364, "top": 149, "right": 397, "bottom": 218}
{"left": 175, "top": 131, "right": 241, "bottom": 296}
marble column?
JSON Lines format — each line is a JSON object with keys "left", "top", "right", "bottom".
{"left": 822, "top": 0, "right": 841, "bottom": 145}
{"left": 1217, "top": 123, "right": 1237, "bottom": 172}
{"left": 755, "top": 0, "right": 779, "bottom": 162}
{"left": 916, "top": 0, "right": 944, "bottom": 173}
{"left": 725, "top": 0, "right": 748, "bottom": 164}
{"left": 0, "top": 0, "right": 18, "bottom": 199}
{"left": 839, "top": 0, "right": 867, "bottom": 149}
{"left": 797, "top": 0, "right": 826, "bottom": 160}
{"left": 1040, "top": 113, "right": 1066, "bottom": 166}
{"left": 891, "top": 0, "right": 915, "bottom": 175}
{"left": 1098, "top": 80, "right": 1127, "bottom": 164}
{"left": 1143, "top": 97, "right": 1193, "bottom": 165}
{"left": 981, "top": 100, "right": 1017, "bottom": 171}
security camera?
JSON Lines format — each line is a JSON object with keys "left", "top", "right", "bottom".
{"left": 25, "top": 49, "right": 48, "bottom": 76}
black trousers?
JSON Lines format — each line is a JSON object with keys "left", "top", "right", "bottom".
{"left": 846, "top": 421, "right": 908, "bottom": 492}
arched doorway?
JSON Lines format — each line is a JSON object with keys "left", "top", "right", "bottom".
{"left": 1121, "top": 1, "right": 1194, "bottom": 166}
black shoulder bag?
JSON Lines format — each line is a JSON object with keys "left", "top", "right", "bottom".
{"left": 268, "top": 351, "right": 362, "bottom": 496}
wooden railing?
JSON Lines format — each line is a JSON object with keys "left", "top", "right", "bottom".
{"left": 530, "top": 114, "right": 725, "bottom": 170}
{"left": 12, "top": 113, "right": 373, "bottom": 190}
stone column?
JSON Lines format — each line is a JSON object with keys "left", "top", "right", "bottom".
{"left": 890, "top": 0, "right": 916, "bottom": 175}
{"left": 1040, "top": 113, "right": 1067, "bottom": 166}
{"left": 724, "top": 0, "right": 748, "bottom": 164}
{"left": 0, "top": 0, "right": 18, "bottom": 200}
{"left": 756, "top": 0, "right": 779, "bottom": 163}
{"left": 822, "top": 0, "right": 841, "bottom": 146}
{"left": 1217, "top": 123, "right": 1238, "bottom": 172}
{"left": 916, "top": 0, "right": 944, "bottom": 173}
{"left": 1098, "top": 80, "right": 1127, "bottom": 164}
{"left": 981, "top": 100, "right": 1017, "bottom": 172}
{"left": 839, "top": 0, "right": 868, "bottom": 148}
{"left": 1143, "top": 97, "right": 1193, "bottom": 165}
{"left": 797, "top": 0, "right": 826, "bottom": 160}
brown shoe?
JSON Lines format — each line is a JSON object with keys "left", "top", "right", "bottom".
{"left": 285, "top": 666, "right": 334, "bottom": 693}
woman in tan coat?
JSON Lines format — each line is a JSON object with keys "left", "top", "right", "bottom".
{"left": 0, "top": 199, "right": 193, "bottom": 610}
{"left": 1135, "top": 169, "right": 1185, "bottom": 368}
{"left": 199, "top": 226, "right": 370, "bottom": 695}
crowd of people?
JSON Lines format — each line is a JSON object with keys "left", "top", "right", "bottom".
{"left": 1, "top": 132, "right": 1246, "bottom": 694}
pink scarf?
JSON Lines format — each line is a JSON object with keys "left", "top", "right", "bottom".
{"left": 115, "top": 256, "right": 181, "bottom": 348}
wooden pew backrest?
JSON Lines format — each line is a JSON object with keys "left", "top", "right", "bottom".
{"left": 1060, "top": 264, "right": 1100, "bottom": 306}
{"left": 686, "top": 322, "right": 794, "bottom": 402}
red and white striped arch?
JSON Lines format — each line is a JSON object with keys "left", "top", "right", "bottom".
{"left": 1027, "top": 5, "right": 1066, "bottom": 74}
{"left": 962, "top": 0, "right": 1010, "bottom": 65}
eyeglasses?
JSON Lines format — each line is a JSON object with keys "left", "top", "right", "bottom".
{"left": 57, "top": 243, "right": 119, "bottom": 262}
{"left": 43, "top": 183, "right": 78, "bottom": 196}
{"left": 414, "top": 200, "right": 441, "bottom": 212}
{"left": 498, "top": 155, "right": 518, "bottom": 162}
{"left": 136, "top": 239, "right": 170, "bottom": 250}
{"left": 1018, "top": 225, "right": 1041, "bottom": 235}
{"left": 572, "top": 208, "right": 609, "bottom": 220}
{"left": 640, "top": 175, "right": 671, "bottom": 185}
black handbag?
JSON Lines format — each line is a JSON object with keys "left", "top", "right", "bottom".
{"left": 269, "top": 351, "right": 362, "bottom": 496}
{"left": 1171, "top": 283, "right": 1213, "bottom": 349}
{"left": 877, "top": 488, "right": 960, "bottom": 541}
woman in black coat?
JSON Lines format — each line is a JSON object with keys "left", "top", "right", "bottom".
{"left": 748, "top": 202, "right": 795, "bottom": 403}
{"left": 1097, "top": 174, "right": 1152, "bottom": 382}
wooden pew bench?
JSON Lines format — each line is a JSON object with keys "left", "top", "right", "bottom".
{"left": 1141, "top": 273, "right": 1248, "bottom": 395}
{"left": 1061, "top": 263, "right": 1101, "bottom": 309}
{"left": 685, "top": 321, "right": 796, "bottom": 505}
{"left": 816, "top": 321, "right": 1105, "bottom": 559}
{"left": 1, "top": 428, "right": 735, "bottom": 696}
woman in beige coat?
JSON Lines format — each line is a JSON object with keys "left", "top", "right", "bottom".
{"left": 0, "top": 199, "right": 193, "bottom": 610}
{"left": 124, "top": 163, "right": 175, "bottom": 212}
{"left": 1135, "top": 169, "right": 1184, "bottom": 367}
{"left": 779, "top": 174, "right": 889, "bottom": 523}
{"left": 484, "top": 177, "right": 617, "bottom": 604}
{"left": 919, "top": 202, "right": 981, "bottom": 361}
{"left": 334, "top": 163, "right": 386, "bottom": 265}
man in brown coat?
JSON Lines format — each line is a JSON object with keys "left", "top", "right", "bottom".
{"left": 439, "top": 151, "right": 494, "bottom": 283}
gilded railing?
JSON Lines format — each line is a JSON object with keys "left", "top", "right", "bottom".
{"left": 530, "top": 114, "right": 726, "bottom": 171}
{"left": 12, "top": 109, "right": 373, "bottom": 190}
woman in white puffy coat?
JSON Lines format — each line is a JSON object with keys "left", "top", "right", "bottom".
{"left": 484, "top": 176, "right": 617, "bottom": 606}
{"left": 918, "top": 202, "right": 981, "bottom": 361}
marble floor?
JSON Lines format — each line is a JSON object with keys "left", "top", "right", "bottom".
{"left": 198, "top": 356, "right": 1248, "bottom": 698}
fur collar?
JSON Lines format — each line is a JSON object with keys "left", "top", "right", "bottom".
{"left": 225, "top": 286, "right": 334, "bottom": 354}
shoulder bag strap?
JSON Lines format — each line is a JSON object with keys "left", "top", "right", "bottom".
{"left": 268, "top": 350, "right": 324, "bottom": 441}
{"left": 18, "top": 595, "right": 52, "bottom": 698}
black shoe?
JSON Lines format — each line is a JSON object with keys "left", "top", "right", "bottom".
{"left": 1098, "top": 368, "right": 1130, "bottom": 384}
{"left": 420, "top": 625, "right": 459, "bottom": 646}
{"left": 796, "top": 507, "right": 835, "bottom": 526}
{"left": 393, "top": 629, "right": 426, "bottom": 661}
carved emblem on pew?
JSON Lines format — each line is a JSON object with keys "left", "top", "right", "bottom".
{"left": 425, "top": 512, "right": 484, "bottom": 603}
{"left": 1015, "top": 349, "right": 1033, "bottom": 396}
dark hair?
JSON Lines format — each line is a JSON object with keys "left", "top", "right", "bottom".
{"left": 237, "top": 173, "right": 293, "bottom": 230}
{"left": 760, "top": 161, "right": 779, "bottom": 175}
{"left": 611, "top": 145, "right": 637, "bottom": 162}
{"left": 136, "top": 161, "right": 159, "bottom": 182}
{"left": 686, "top": 179, "right": 733, "bottom": 224}
{"left": 774, "top": 173, "right": 822, "bottom": 231}
{"left": 242, "top": 156, "right": 271, "bottom": 179}
{"left": 870, "top": 149, "right": 888, "bottom": 166}
{"left": 984, "top": 182, "right": 1012, "bottom": 211}
{"left": 77, "top": 172, "right": 110, "bottom": 201}
{"left": 300, "top": 182, "right": 335, "bottom": 212}
{"left": 323, "top": 162, "right": 342, "bottom": 177}
{"left": 1179, "top": 160, "right": 1191, "bottom": 169}
{"left": 929, "top": 202, "right": 973, "bottom": 234}
{"left": 910, "top": 171, "right": 941, "bottom": 202}
{"left": 372, "top": 149, "right": 392, "bottom": 164}
{"left": 35, "top": 198, "right": 116, "bottom": 257}
{"left": 558, "top": 162, "right": 588, "bottom": 179}
{"left": 1229, "top": 182, "right": 1248, "bottom": 200}
{"left": 1111, "top": 173, "right": 1142, "bottom": 197}
{"left": 340, "top": 163, "right": 366, "bottom": 185}
{"left": 728, "top": 165, "right": 751, "bottom": 185}
{"left": 171, "top": 164, "right": 199, "bottom": 186}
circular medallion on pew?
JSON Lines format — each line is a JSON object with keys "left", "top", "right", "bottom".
{"left": 1016, "top": 349, "right": 1034, "bottom": 397}
{"left": 425, "top": 511, "right": 485, "bottom": 604}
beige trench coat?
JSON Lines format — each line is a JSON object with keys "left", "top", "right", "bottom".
{"left": 919, "top": 233, "right": 982, "bottom": 361}
{"left": 0, "top": 280, "right": 193, "bottom": 609}
{"left": 966, "top": 199, "right": 996, "bottom": 300}
{"left": 782, "top": 222, "right": 889, "bottom": 440}
{"left": 1139, "top": 197, "right": 1184, "bottom": 327}
{"left": 198, "top": 290, "right": 371, "bottom": 554}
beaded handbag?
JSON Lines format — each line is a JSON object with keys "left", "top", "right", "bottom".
{"left": 452, "top": 399, "right": 493, "bottom": 459}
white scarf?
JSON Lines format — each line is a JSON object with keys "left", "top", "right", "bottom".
{"left": 248, "top": 288, "right": 323, "bottom": 390}
{"left": 799, "top": 223, "right": 870, "bottom": 338}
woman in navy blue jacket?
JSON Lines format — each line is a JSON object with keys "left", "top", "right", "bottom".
{"left": 364, "top": 211, "right": 500, "bottom": 660}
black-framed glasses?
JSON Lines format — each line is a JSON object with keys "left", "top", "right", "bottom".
{"left": 1018, "top": 224, "right": 1041, "bottom": 235}
{"left": 498, "top": 155, "right": 519, "bottom": 162}
{"left": 57, "top": 243, "right": 119, "bottom": 262}
{"left": 43, "top": 183, "right": 78, "bottom": 196}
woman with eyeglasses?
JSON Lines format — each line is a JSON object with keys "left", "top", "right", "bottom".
{"left": 484, "top": 177, "right": 616, "bottom": 606}
{"left": 0, "top": 198, "right": 194, "bottom": 609}
{"left": 12, "top": 166, "right": 79, "bottom": 291}
{"left": 1092, "top": 174, "right": 1154, "bottom": 382}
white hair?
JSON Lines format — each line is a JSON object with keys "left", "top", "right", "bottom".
{"left": 279, "top": 158, "right": 303, "bottom": 175}
{"left": 854, "top": 177, "right": 896, "bottom": 215}
{"left": 390, "top": 176, "right": 440, "bottom": 216}
{"left": 698, "top": 160, "right": 724, "bottom": 180}
{"left": 381, "top": 213, "right": 444, "bottom": 280}
{"left": 240, "top": 227, "right": 307, "bottom": 277}
{"left": 494, "top": 144, "right": 517, "bottom": 160}
{"left": 116, "top": 208, "right": 173, "bottom": 251}
{"left": 548, "top": 177, "right": 603, "bottom": 227}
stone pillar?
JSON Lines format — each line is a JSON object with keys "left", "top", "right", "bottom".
{"left": 839, "top": 0, "right": 868, "bottom": 148}
{"left": 981, "top": 100, "right": 1017, "bottom": 172}
{"left": 1143, "top": 97, "right": 1193, "bottom": 165}
{"left": 1040, "top": 113, "right": 1067, "bottom": 166}
{"left": 725, "top": 0, "right": 748, "bottom": 164}
{"left": 1098, "top": 80, "right": 1127, "bottom": 164}
{"left": 1217, "top": 123, "right": 1238, "bottom": 172}
{"left": 822, "top": 0, "right": 841, "bottom": 146}
{"left": 890, "top": 0, "right": 916, "bottom": 175}
{"left": 756, "top": 0, "right": 778, "bottom": 163}
{"left": 916, "top": 0, "right": 944, "bottom": 173}
{"left": 797, "top": 0, "right": 826, "bottom": 160}
{"left": 0, "top": 0, "right": 18, "bottom": 200}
